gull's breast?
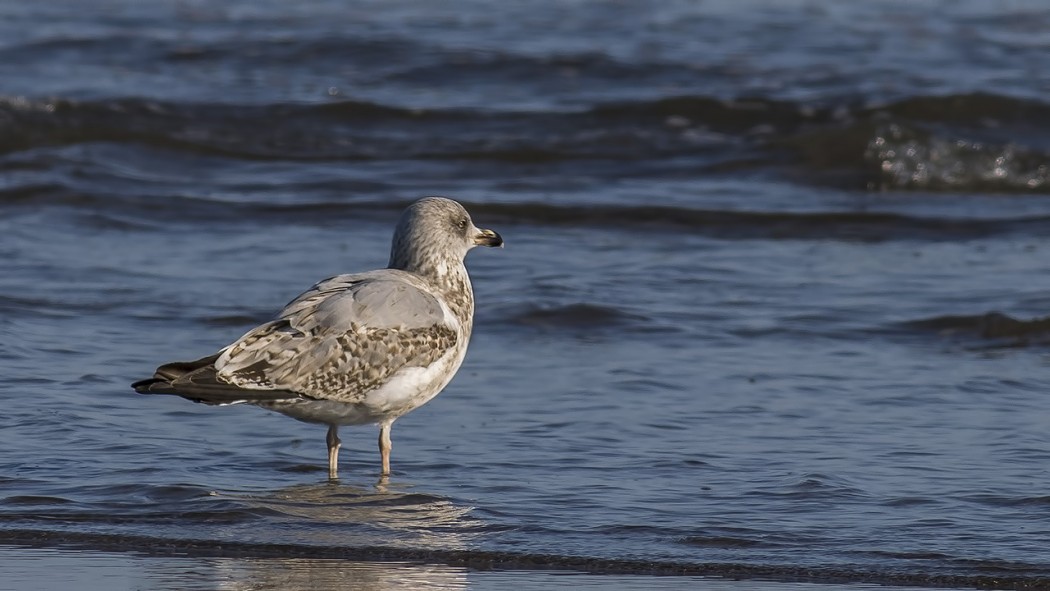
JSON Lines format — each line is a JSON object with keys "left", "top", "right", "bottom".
{"left": 362, "top": 340, "right": 467, "bottom": 418}
{"left": 258, "top": 335, "right": 469, "bottom": 427}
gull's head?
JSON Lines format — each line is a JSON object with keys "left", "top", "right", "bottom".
{"left": 389, "top": 197, "right": 503, "bottom": 274}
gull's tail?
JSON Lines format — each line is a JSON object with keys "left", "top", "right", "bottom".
{"left": 132, "top": 353, "right": 301, "bottom": 406}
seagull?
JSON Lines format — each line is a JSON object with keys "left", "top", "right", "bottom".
{"left": 133, "top": 197, "right": 503, "bottom": 478}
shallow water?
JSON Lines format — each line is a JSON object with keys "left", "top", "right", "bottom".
{"left": 2, "top": 1, "right": 1050, "bottom": 589}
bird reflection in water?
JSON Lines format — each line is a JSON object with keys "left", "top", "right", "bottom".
{"left": 207, "top": 481, "right": 482, "bottom": 590}
{"left": 211, "top": 558, "right": 469, "bottom": 591}
{"left": 227, "top": 479, "right": 484, "bottom": 551}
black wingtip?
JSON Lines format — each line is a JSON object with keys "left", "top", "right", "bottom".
{"left": 132, "top": 378, "right": 169, "bottom": 394}
{"left": 133, "top": 353, "right": 222, "bottom": 395}
{"left": 132, "top": 374, "right": 302, "bottom": 405}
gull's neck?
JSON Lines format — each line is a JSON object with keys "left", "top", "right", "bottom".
{"left": 389, "top": 252, "right": 475, "bottom": 331}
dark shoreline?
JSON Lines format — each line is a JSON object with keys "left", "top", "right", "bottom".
{"left": 2, "top": 529, "right": 1048, "bottom": 590}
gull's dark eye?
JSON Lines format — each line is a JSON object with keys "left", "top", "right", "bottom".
{"left": 457, "top": 218, "right": 469, "bottom": 231}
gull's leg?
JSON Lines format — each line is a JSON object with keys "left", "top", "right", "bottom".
{"left": 326, "top": 425, "right": 341, "bottom": 479}
{"left": 379, "top": 421, "right": 393, "bottom": 476}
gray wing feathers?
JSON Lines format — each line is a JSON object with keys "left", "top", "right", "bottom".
{"left": 214, "top": 273, "right": 456, "bottom": 400}
{"left": 280, "top": 272, "right": 445, "bottom": 330}
{"left": 308, "top": 279, "right": 445, "bottom": 330}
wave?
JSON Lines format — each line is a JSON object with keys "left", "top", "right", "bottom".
{"left": 2, "top": 93, "right": 1049, "bottom": 193}
{"left": 1, "top": 528, "right": 1048, "bottom": 588}
{"left": 0, "top": 96, "right": 434, "bottom": 161}
{"left": 5, "top": 186, "right": 1050, "bottom": 241}
{"left": 901, "top": 312, "right": 1050, "bottom": 345}
{"left": 467, "top": 202, "right": 1050, "bottom": 241}
{"left": 504, "top": 303, "right": 649, "bottom": 330}
{"left": 0, "top": 34, "right": 437, "bottom": 80}
{"left": 594, "top": 93, "right": 1050, "bottom": 193}
{"left": 864, "top": 94, "right": 1050, "bottom": 127}
{"left": 864, "top": 123, "right": 1050, "bottom": 192}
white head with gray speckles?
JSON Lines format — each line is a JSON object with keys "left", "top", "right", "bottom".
{"left": 388, "top": 197, "right": 503, "bottom": 288}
